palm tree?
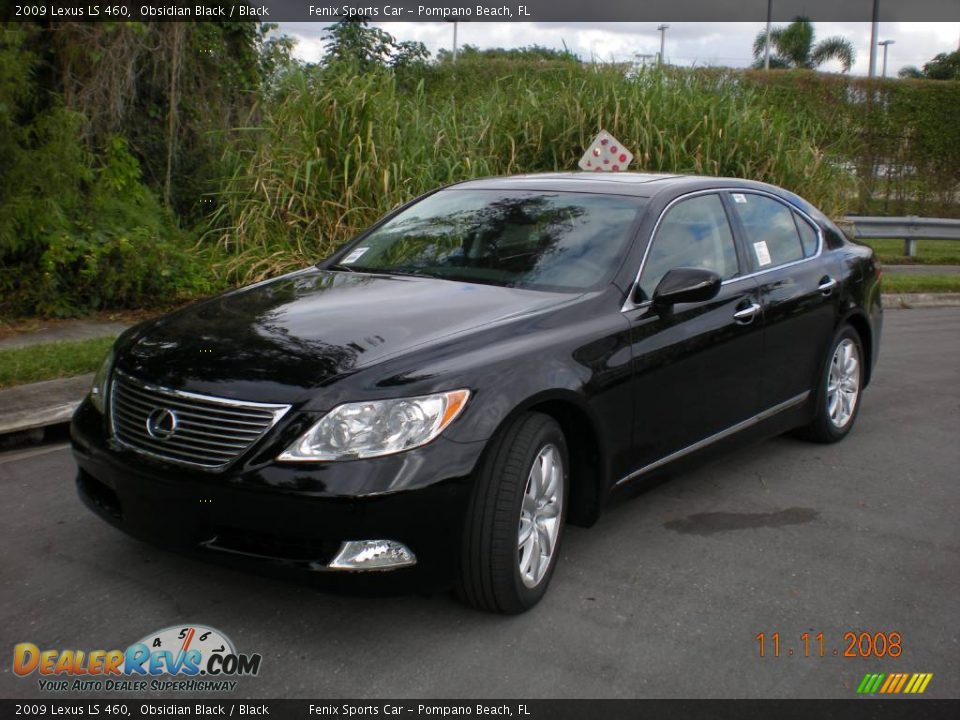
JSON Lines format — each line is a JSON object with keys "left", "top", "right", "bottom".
{"left": 753, "top": 17, "right": 855, "bottom": 72}
{"left": 898, "top": 50, "right": 960, "bottom": 80}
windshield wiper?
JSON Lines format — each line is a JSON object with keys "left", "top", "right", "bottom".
{"left": 365, "top": 267, "right": 435, "bottom": 279}
{"left": 321, "top": 263, "right": 436, "bottom": 279}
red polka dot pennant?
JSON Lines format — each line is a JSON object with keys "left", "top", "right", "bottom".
{"left": 578, "top": 130, "right": 634, "bottom": 172}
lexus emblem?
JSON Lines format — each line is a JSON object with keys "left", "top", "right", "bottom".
{"left": 146, "top": 407, "right": 178, "bottom": 440}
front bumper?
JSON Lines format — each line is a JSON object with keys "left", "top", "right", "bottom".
{"left": 70, "top": 399, "right": 485, "bottom": 590}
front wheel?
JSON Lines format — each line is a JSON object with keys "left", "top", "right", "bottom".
{"left": 456, "top": 412, "right": 568, "bottom": 614}
{"left": 797, "top": 325, "right": 865, "bottom": 443}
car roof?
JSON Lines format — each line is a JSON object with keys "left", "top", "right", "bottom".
{"left": 449, "top": 172, "right": 783, "bottom": 199}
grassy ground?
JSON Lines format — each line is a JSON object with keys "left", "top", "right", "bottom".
{"left": 0, "top": 336, "right": 115, "bottom": 389}
{"left": 862, "top": 239, "right": 960, "bottom": 265}
{"left": 882, "top": 275, "right": 960, "bottom": 294}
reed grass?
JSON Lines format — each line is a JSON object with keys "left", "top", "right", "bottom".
{"left": 208, "top": 62, "right": 856, "bottom": 283}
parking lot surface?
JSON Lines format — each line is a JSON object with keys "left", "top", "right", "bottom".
{"left": 1, "top": 308, "right": 958, "bottom": 699}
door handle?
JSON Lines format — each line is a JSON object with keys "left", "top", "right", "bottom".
{"left": 733, "top": 302, "right": 761, "bottom": 324}
{"left": 818, "top": 276, "right": 838, "bottom": 296}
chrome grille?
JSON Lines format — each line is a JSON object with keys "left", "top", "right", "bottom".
{"left": 109, "top": 371, "right": 290, "bottom": 470}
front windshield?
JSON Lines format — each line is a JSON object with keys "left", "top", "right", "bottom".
{"left": 335, "top": 189, "right": 646, "bottom": 292}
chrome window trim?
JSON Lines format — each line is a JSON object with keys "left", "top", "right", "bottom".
{"left": 621, "top": 188, "right": 824, "bottom": 312}
{"left": 613, "top": 390, "right": 810, "bottom": 489}
{"left": 108, "top": 370, "right": 291, "bottom": 472}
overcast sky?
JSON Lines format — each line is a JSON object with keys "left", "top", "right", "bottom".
{"left": 280, "top": 21, "right": 960, "bottom": 76}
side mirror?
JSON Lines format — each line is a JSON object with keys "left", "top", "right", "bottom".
{"left": 650, "top": 267, "right": 722, "bottom": 307}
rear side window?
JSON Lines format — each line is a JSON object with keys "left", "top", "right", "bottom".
{"left": 794, "top": 213, "right": 819, "bottom": 257}
{"left": 731, "top": 193, "right": 804, "bottom": 268}
{"left": 637, "top": 194, "right": 739, "bottom": 302}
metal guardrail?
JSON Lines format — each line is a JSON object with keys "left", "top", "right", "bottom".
{"left": 842, "top": 216, "right": 960, "bottom": 257}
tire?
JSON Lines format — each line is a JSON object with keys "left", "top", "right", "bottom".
{"left": 456, "top": 412, "right": 569, "bottom": 614}
{"left": 796, "top": 325, "right": 865, "bottom": 443}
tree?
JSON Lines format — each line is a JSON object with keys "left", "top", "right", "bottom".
{"left": 26, "top": 21, "right": 269, "bottom": 218}
{"left": 259, "top": 25, "right": 298, "bottom": 90}
{"left": 752, "top": 17, "right": 855, "bottom": 72}
{"left": 898, "top": 50, "right": 960, "bottom": 80}
{"left": 321, "top": 20, "right": 428, "bottom": 71}
{"left": 436, "top": 44, "right": 579, "bottom": 64}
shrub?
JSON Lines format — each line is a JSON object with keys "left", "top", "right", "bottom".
{"left": 0, "top": 111, "right": 211, "bottom": 316}
{"left": 0, "top": 21, "right": 240, "bottom": 317}
{"left": 741, "top": 71, "right": 960, "bottom": 217}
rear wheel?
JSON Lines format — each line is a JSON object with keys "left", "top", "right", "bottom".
{"left": 457, "top": 412, "right": 568, "bottom": 614}
{"left": 797, "top": 325, "right": 864, "bottom": 443}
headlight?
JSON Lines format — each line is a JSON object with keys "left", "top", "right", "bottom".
{"left": 277, "top": 389, "right": 470, "bottom": 462}
{"left": 89, "top": 348, "right": 114, "bottom": 413}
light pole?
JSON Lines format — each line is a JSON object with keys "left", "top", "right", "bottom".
{"left": 868, "top": 0, "right": 879, "bottom": 77}
{"left": 657, "top": 24, "right": 670, "bottom": 65}
{"left": 452, "top": 21, "right": 458, "bottom": 63}
{"left": 878, "top": 39, "right": 895, "bottom": 78}
{"left": 764, "top": 0, "right": 772, "bottom": 70}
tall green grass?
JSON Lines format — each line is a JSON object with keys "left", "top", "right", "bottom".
{"left": 209, "top": 62, "right": 856, "bottom": 283}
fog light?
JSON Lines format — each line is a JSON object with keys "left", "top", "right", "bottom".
{"left": 328, "top": 540, "right": 417, "bottom": 571}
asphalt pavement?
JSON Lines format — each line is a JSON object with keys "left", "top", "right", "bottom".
{"left": 1, "top": 308, "right": 957, "bottom": 700}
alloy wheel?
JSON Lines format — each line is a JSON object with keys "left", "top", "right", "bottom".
{"left": 518, "top": 444, "right": 564, "bottom": 588}
{"left": 827, "top": 338, "right": 860, "bottom": 428}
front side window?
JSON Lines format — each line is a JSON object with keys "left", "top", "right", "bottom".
{"left": 732, "top": 193, "right": 805, "bottom": 268}
{"left": 637, "top": 194, "right": 739, "bottom": 302}
{"left": 338, "top": 190, "right": 646, "bottom": 292}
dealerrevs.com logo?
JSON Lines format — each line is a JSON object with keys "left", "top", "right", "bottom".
{"left": 13, "top": 625, "right": 262, "bottom": 693}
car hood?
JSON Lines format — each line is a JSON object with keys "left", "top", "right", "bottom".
{"left": 116, "top": 268, "right": 574, "bottom": 403}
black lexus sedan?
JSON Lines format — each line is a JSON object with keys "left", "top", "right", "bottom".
{"left": 72, "top": 173, "right": 882, "bottom": 613}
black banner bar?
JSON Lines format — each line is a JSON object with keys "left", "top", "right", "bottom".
{"left": 2, "top": 699, "right": 960, "bottom": 720}
{"left": 3, "top": 0, "right": 960, "bottom": 23}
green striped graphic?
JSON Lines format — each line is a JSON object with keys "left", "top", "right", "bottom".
{"left": 857, "top": 673, "right": 886, "bottom": 694}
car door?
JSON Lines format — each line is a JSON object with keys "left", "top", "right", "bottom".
{"left": 622, "top": 192, "right": 765, "bottom": 474}
{"left": 725, "top": 191, "right": 840, "bottom": 407}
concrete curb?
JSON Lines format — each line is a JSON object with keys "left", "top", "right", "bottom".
{"left": 0, "top": 374, "right": 92, "bottom": 441}
{"left": 884, "top": 265, "right": 960, "bottom": 276}
{"left": 883, "top": 293, "right": 960, "bottom": 309}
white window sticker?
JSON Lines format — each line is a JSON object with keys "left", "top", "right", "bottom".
{"left": 732, "top": 193, "right": 747, "bottom": 204}
{"left": 342, "top": 247, "right": 369, "bottom": 264}
{"left": 753, "top": 241, "right": 772, "bottom": 266}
